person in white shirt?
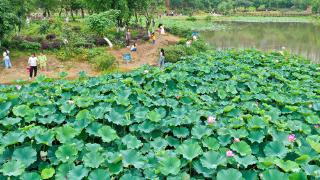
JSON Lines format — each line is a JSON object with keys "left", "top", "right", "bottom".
{"left": 3, "top": 48, "right": 12, "bottom": 69}
{"left": 28, "top": 53, "right": 38, "bottom": 79}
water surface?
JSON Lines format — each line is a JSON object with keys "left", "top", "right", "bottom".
{"left": 202, "top": 22, "right": 320, "bottom": 63}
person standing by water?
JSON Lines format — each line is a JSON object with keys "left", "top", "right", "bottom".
{"left": 28, "top": 53, "right": 38, "bottom": 80}
{"left": 125, "top": 29, "right": 131, "bottom": 47}
{"left": 3, "top": 48, "right": 12, "bottom": 69}
{"left": 159, "top": 49, "right": 165, "bottom": 68}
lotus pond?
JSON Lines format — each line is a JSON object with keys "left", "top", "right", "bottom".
{"left": 0, "top": 50, "right": 320, "bottom": 179}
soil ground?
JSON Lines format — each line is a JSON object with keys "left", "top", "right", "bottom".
{"left": 0, "top": 33, "right": 179, "bottom": 84}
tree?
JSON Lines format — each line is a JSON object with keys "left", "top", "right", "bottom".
{"left": 35, "top": 0, "right": 59, "bottom": 17}
{"left": 0, "top": 0, "right": 18, "bottom": 46}
{"left": 86, "top": 10, "right": 120, "bottom": 36}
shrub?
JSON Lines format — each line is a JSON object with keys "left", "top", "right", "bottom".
{"left": 39, "top": 21, "right": 51, "bottom": 34}
{"left": 90, "top": 53, "right": 116, "bottom": 71}
{"left": 166, "top": 26, "right": 192, "bottom": 38}
{"left": 18, "top": 41, "right": 41, "bottom": 51}
{"left": 46, "top": 34, "right": 56, "bottom": 40}
{"left": 72, "top": 26, "right": 81, "bottom": 32}
{"left": 51, "top": 40, "right": 62, "bottom": 49}
{"left": 186, "top": 16, "right": 197, "bottom": 21}
{"left": 95, "top": 38, "right": 108, "bottom": 46}
{"left": 205, "top": 15, "right": 212, "bottom": 21}
{"left": 25, "top": 36, "right": 43, "bottom": 43}
{"left": 41, "top": 41, "right": 50, "bottom": 50}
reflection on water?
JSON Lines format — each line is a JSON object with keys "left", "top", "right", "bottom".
{"left": 201, "top": 22, "right": 320, "bottom": 63}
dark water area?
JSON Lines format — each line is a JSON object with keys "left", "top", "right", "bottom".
{"left": 201, "top": 22, "right": 320, "bottom": 63}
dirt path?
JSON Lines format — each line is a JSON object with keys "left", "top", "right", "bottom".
{"left": 0, "top": 56, "right": 98, "bottom": 84}
{"left": 0, "top": 33, "right": 179, "bottom": 84}
{"left": 110, "top": 33, "right": 180, "bottom": 71}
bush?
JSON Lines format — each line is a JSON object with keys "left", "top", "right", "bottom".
{"left": 166, "top": 26, "right": 192, "bottom": 38}
{"left": 41, "top": 41, "right": 50, "bottom": 50}
{"left": 186, "top": 16, "right": 197, "bottom": 21}
{"left": 90, "top": 53, "right": 116, "bottom": 71}
{"left": 18, "top": 41, "right": 41, "bottom": 51}
{"left": 51, "top": 40, "right": 63, "bottom": 49}
{"left": 165, "top": 40, "right": 209, "bottom": 63}
{"left": 46, "top": 34, "right": 56, "bottom": 40}
{"left": 39, "top": 21, "right": 51, "bottom": 34}
{"left": 72, "top": 26, "right": 81, "bottom": 32}
{"left": 205, "top": 15, "right": 212, "bottom": 21}
{"left": 95, "top": 38, "right": 108, "bottom": 46}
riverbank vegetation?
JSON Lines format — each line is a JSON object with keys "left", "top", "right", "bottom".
{"left": 0, "top": 49, "right": 320, "bottom": 179}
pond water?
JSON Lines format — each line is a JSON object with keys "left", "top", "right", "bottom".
{"left": 201, "top": 22, "right": 320, "bottom": 63}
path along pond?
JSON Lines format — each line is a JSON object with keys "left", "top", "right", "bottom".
{"left": 201, "top": 21, "right": 320, "bottom": 63}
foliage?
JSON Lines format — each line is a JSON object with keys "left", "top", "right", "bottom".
{"left": 0, "top": 0, "right": 18, "bottom": 46}
{"left": 89, "top": 50, "right": 116, "bottom": 71}
{"left": 165, "top": 40, "right": 209, "bottom": 62}
{"left": 0, "top": 48, "right": 320, "bottom": 179}
{"left": 86, "top": 10, "right": 120, "bottom": 36}
{"left": 186, "top": 16, "right": 197, "bottom": 21}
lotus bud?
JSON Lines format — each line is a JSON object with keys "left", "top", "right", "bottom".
{"left": 66, "top": 156, "right": 70, "bottom": 160}
{"left": 16, "top": 85, "right": 22, "bottom": 90}
{"left": 226, "top": 150, "right": 234, "bottom": 157}
{"left": 67, "top": 100, "right": 74, "bottom": 104}
{"left": 233, "top": 138, "right": 240, "bottom": 143}
{"left": 207, "top": 116, "right": 216, "bottom": 124}
{"left": 144, "top": 70, "right": 149, "bottom": 74}
{"left": 308, "top": 104, "right": 313, "bottom": 108}
{"left": 288, "top": 134, "right": 296, "bottom": 142}
{"left": 176, "top": 95, "right": 181, "bottom": 100}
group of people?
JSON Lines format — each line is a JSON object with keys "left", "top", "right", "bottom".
{"left": 124, "top": 24, "right": 167, "bottom": 68}
{"left": 2, "top": 48, "right": 48, "bottom": 80}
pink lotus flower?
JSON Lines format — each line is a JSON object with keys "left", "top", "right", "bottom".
{"left": 315, "top": 125, "right": 320, "bottom": 129}
{"left": 207, "top": 116, "right": 216, "bottom": 124}
{"left": 176, "top": 95, "right": 181, "bottom": 100}
{"left": 16, "top": 85, "right": 22, "bottom": 90}
{"left": 288, "top": 134, "right": 296, "bottom": 142}
{"left": 226, "top": 150, "right": 234, "bottom": 157}
{"left": 233, "top": 138, "right": 240, "bottom": 143}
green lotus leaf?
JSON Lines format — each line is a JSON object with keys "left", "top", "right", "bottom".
{"left": 200, "top": 151, "right": 226, "bottom": 169}
{"left": 12, "top": 105, "right": 35, "bottom": 118}
{"left": 158, "top": 156, "right": 181, "bottom": 176}
{"left": 305, "top": 115, "right": 319, "bottom": 124}
{"left": 191, "top": 125, "right": 212, "bottom": 139}
{"left": 247, "top": 116, "right": 268, "bottom": 129}
{"left": 41, "top": 167, "right": 55, "bottom": 179}
{"left": 216, "top": 168, "right": 244, "bottom": 180}
{"left": 68, "top": 165, "right": 89, "bottom": 180}
{"left": 0, "top": 160, "right": 26, "bottom": 176}
{"left": 85, "top": 143, "right": 103, "bottom": 152}
{"left": 242, "top": 170, "right": 258, "bottom": 180}
{"left": 138, "top": 121, "right": 155, "bottom": 133}
{"left": 248, "top": 130, "right": 265, "bottom": 143}
{"left": 105, "top": 107, "right": 132, "bottom": 126}
{"left": 120, "top": 173, "right": 143, "bottom": 180}
{"left": 306, "top": 135, "right": 320, "bottom": 153}
{"left": 263, "top": 141, "right": 288, "bottom": 158}
{"left": 86, "top": 122, "right": 102, "bottom": 136}
{"left": 35, "top": 130, "right": 55, "bottom": 146}
{"left": 1, "top": 131, "right": 26, "bottom": 147}
{"left": 173, "top": 127, "right": 189, "bottom": 138}
{"left": 121, "top": 149, "right": 144, "bottom": 168}
{"left": 82, "top": 151, "right": 105, "bottom": 168}
{"left": 150, "top": 137, "right": 168, "bottom": 151}
{"left": 115, "top": 89, "right": 131, "bottom": 106}
{"left": 88, "top": 169, "right": 110, "bottom": 180}
{"left": 97, "top": 126, "right": 118, "bottom": 143}
{"left": 193, "top": 160, "right": 214, "bottom": 178}
{"left": 76, "top": 109, "right": 94, "bottom": 121}
{"left": 55, "top": 125, "right": 79, "bottom": 143}
{"left": 74, "top": 96, "right": 94, "bottom": 108}
{"left": 176, "top": 140, "right": 203, "bottom": 161}
{"left": 289, "top": 172, "right": 307, "bottom": 180}
{"left": 20, "top": 172, "right": 41, "bottom": 180}
{"left": 313, "top": 102, "right": 320, "bottom": 111}
{"left": 234, "top": 155, "right": 257, "bottom": 168}
{"left": 231, "top": 141, "right": 252, "bottom": 156}
{"left": 295, "top": 155, "right": 311, "bottom": 164}
{"left": 276, "top": 160, "right": 300, "bottom": 172}
{"left": 147, "top": 110, "right": 162, "bottom": 122}
{"left": 25, "top": 126, "right": 44, "bottom": 138}
{"left": 230, "top": 128, "right": 248, "bottom": 138}
{"left": 55, "top": 163, "right": 75, "bottom": 180}
{"left": 302, "top": 164, "right": 320, "bottom": 177}
{"left": 108, "top": 162, "right": 123, "bottom": 175}
{"left": 55, "top": 144, "right": 78, "bottom": 163}
{"left": 202, "top": 137, "right": 220, "bottom": 150}
{"left": 0, "top": 117, "right": 21, "bottom": 126}
{"left": 60, "top": 103, "right": 76, "bottom": 114}
{"left": 121, "top": 134, "right": 143, "bottom": 149}
{"left": 12, "top": 146, "right": 37, "bottom": 167}
{"left": 262, "top": 169, "right": 289, "bottom": 180}
{"left": 0, "top": 102, "right": 11, "bottom": 119}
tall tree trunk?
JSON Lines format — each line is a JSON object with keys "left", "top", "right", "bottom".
{"left": 59, "top": 7, "right": 63, "bottom": 17}
{"left": 70, "top": 10, "right": 75, "bottom": 21}
{"left": 81, "top": 8, "right": 85, "bottom": 18}
{"left": 47, "top": 9, "right": 51, "bottom": 17}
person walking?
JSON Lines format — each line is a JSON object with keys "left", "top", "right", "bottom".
{"left": 28, "top": 53, "right": 38, "bottom": 79}
{"left": 159, "top": 49, "right": 165, "bottom": 68}
{"left": 3, "top": 48, "right": 12, "bottom": 69}
{"left": 151, "top": 32, "right": 156, "bottom": 45}
{"left": 125, "top": 29, "right": 131, "bottom": 47}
